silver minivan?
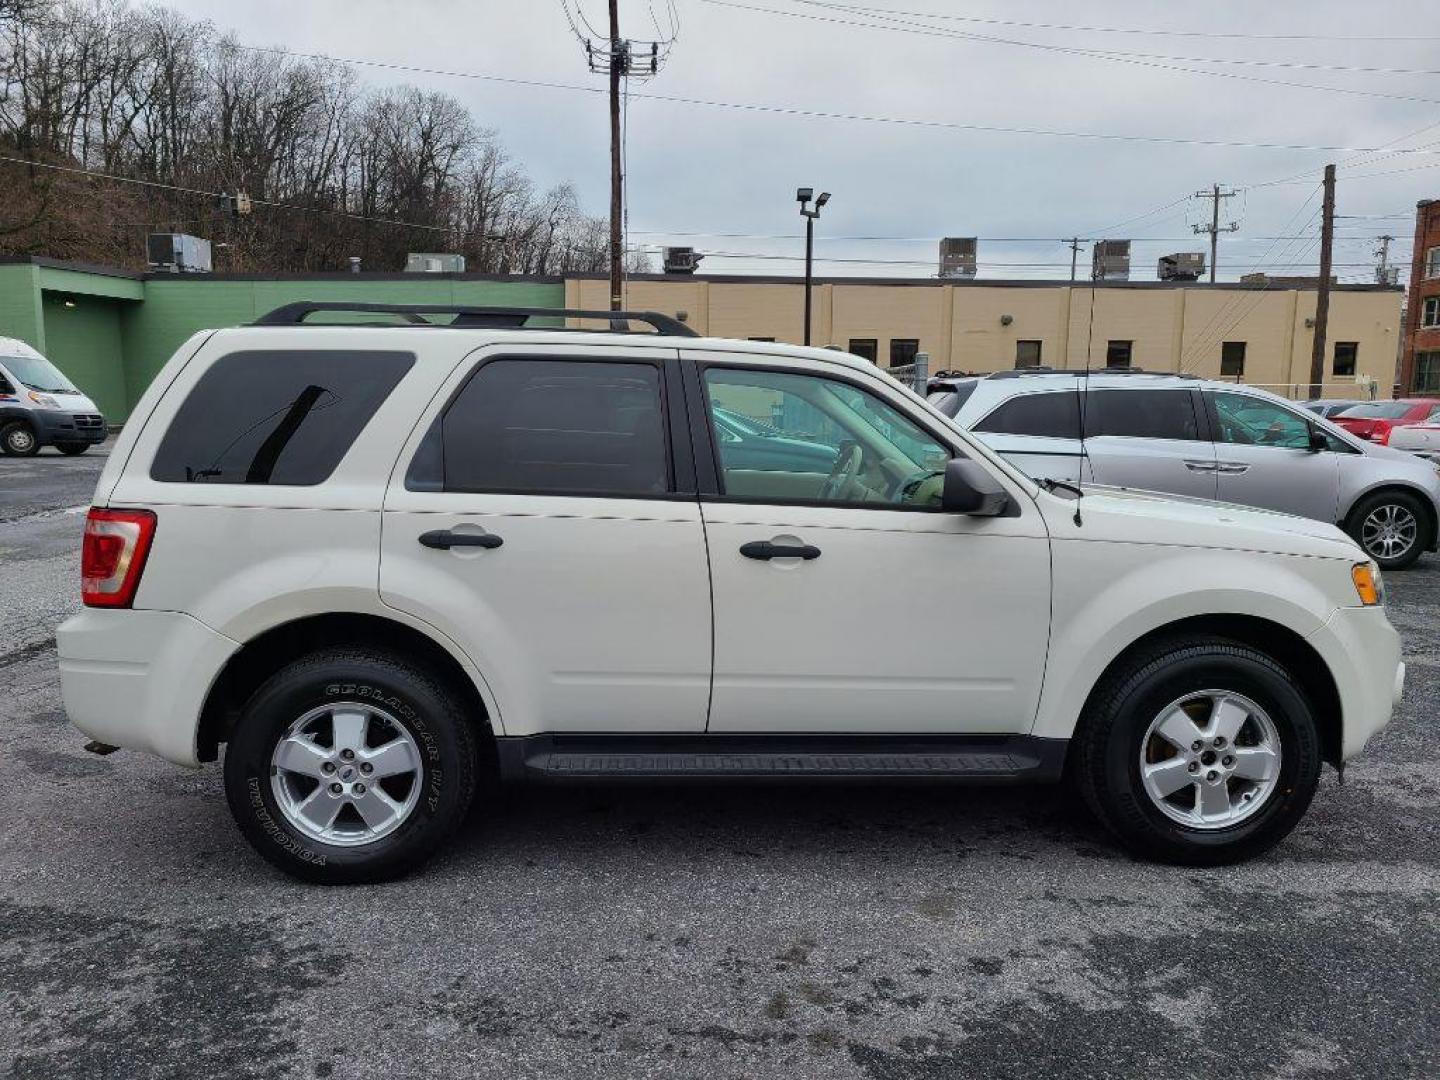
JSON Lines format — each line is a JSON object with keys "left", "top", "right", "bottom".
{"left": 0, "top": 336, "right": 107, "bottom": 456}
{"left": 928, "top": 369, "right": 1440, "bottom": 569}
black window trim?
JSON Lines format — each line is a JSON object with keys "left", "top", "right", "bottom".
{"left": 405, "top": 350, "right": 696, "bottom": 501}
{"left": 687, "top": 358, "right": 965, "bottom": 513}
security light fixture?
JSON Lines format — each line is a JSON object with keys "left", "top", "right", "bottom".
{"left": 796, "top": 187, "right": 813, "bottom": 203}
{"left": 815, "top": 191, "right": 831, "bottom": 208}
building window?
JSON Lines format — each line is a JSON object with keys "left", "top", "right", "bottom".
{"left": 1105, "top": 340, "right": 1133, "bottom": 368}
{"left": 1220, "top": 341, "right": 1246, "bottom": 378}
{"left": 1423, "top": 297, "right": 1440, "bottom": 329}
{"left": 889, "top": 339, "right": 920, "bottom": 367}
{"left": 1015, "top": 340, "right": 1043, "bottom": 368}
{"left": 848, "top": 339, "right": 878, "bottom": 363}
{"left": 1417, "top": 352, "right": 1440, "bottom": 393}
{"left": 1333, "top": 342, "right": 1358, "bottom": 377}
{"left": 1426, "top": 247, "right": 1440, "bottom": 280}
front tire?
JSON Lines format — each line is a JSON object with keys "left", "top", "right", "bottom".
{"left": 223, "top": 647, "right": 479, "bottom": 884}
{"left": 1074, "top": 636, "right": 1321, "bottom": 866}
{"left": 1346, "top": 490, "right": 1430, "bottom": 570}
{"left": 1, "top": 421, "right": 39, "bottom": 456}
{"left": 56, "top": 442, "right": 89, "bottom": 456}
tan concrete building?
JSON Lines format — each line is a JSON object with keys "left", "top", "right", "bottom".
{"left": 568, "top": 275, "right": 1403, "bottom": 399}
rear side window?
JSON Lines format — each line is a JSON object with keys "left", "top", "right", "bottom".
{"left": 151, "top": 350, "right": 413, "bottom": 484}
{"left": 1083, "top": 389, "right": 1201, "bottom": 440}
{"left": 973, "top": 390, "right": 1080, "bottom": 439}
{"left": 927, "top": 380, "right": 978, "bottom": 418}
{"left": 412, "top": 358, "right": 670, "bottom": 496}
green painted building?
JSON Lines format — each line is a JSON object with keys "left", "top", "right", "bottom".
{"left": 0, "top": 258, "right": 566, "bottom": 423}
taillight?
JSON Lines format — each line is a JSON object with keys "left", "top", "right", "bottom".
{"left": 81, "top": 508, "right": 156, "bottom": 608}
{"left": 1375, "top": 422, "right": 1393, "bottom": 445}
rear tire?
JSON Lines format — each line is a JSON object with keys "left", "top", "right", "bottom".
{"left": 1074, "top": 636, "right": 1321, "bottom": 866}
{"left": 56, "top": 443, "right": 89, "bottom": 455}
{"left": 1346, "top": 489, "right": 1430, "bottom": 570}
{"left": 223, "top": 647, "right": 479, "bottom": 884}
{"left": 1, "top": 421, "right": 39, "bottom": 456}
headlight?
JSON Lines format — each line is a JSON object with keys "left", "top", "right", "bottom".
{"left": 26, "top": 390, "right": 59, "bottom": 409}
{"left": 1352, "top": 562, "right": 1384, "bottom": 606}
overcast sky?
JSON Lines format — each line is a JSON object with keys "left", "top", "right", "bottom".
{"left": 161, "top": 0, "right": 1436, "bottom": 281}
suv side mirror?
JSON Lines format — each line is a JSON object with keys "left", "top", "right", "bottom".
{"left": 941, "top": 458, "right": 1011, "bottom": 516}
{"left": 1307, "top": 427, "right": 1328, "bottom": 453}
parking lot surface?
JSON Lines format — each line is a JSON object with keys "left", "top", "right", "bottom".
{"left": 2, "top": 445, "right": 1437, "bottom": 1080}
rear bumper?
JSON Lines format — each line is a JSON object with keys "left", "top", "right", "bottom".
{"left": 57, "top": 608, "right": 237, "bottom": 767}
{"left": 1306, "top": 605, "right": 1404, "bottom": 761}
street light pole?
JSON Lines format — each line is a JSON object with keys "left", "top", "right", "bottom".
{"left": 797, "top": 187, "right": 830, "bottom": 347}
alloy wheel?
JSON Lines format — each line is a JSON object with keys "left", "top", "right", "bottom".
{"left": 1138, "top": 690, "right": 1282, "bottom": 830}
{"left": 1361, "top": 503, "right": 1418, "bottom": 561}
{"left": 269, "top": 701, "right": 424, "bottom": 847}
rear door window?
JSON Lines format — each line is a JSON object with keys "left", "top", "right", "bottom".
{"left": 411, "top": 358, "right": 671, "bottom": 496}
{"left": 1083, "top": 389, "right": 1202, "bottom": 440}
{"left": 973, "top": 390, "right": 1081, "bottom": 439}
{"left": 150, "top": 350, "right": 414, "bottom": 484}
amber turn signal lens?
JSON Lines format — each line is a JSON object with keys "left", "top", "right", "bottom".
{"left": 1352, "top": 563, "right": 1381, "bottom": 606}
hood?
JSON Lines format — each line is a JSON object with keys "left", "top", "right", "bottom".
{"left": 1055, "top": 485, "right": 1363, "bottom": 562}
{"left": 50, "top": 390, "right": 100, "bottom": 414}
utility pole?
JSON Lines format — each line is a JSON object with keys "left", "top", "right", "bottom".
{"left": 1309, "top": 163, "right": 1337, "bottom": 398}
{"left": 607, "top": 0, "right": 623, "bottom": 311}
{"left": 1067, "top": 237, "right": 1084, "bottom": 283}
{"left": 1193, "top": 183, "right": 1239, "bottom": 283}
{"left": 1374, "top": 234, "right": 1397, "bottom": 285}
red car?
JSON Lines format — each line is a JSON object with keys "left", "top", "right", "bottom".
{"left": 1332, "top": 398, "right": 1440, "bottom": 444}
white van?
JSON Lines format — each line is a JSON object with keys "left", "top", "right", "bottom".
{"left": 0, "top": 337, "right": 108, "bottom": 455}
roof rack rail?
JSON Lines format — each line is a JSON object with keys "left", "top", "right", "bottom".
{"left": 987, "top": 366, "right": 1199, "bottom": 380}
{"left": 251, "top": 301, "right": 699, "bottom": 337}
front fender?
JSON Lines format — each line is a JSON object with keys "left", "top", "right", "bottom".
{"left": 1033, "top": 541, "right": 1348, "bottom": 742}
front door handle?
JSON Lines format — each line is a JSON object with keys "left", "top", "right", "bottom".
{"left": 740, "top": 540, "right": 821, "bottom": 561}
{"left": 419, "top": 529, "right": 503, "bottom": 550}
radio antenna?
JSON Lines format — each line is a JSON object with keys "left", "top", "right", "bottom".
{"left": 1073, "top": 279, "right": 1098, "bottom": 527}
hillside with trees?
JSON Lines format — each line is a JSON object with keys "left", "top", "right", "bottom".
{"left": 0, "top": 0, "right": 632, "bottom": 274}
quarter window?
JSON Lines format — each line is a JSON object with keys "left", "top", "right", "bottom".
{"left": 1220, "top": 341, "right": 1246, "bottom": 378}
{"left": 151, "top": 350, "right": 414, "bottom": 484}
{"left": 973, "top": 391, "right": 1082, "bottom": 440}
{"left": 703, "top": 367, "right": 949, "bottom": 508}
{"left": 1083, "top": 390, "right": 1201, "bottom": 441}
{"left": 419, "top": 359, "right": 670, "bottom": 496}
{"left": 1333, "top": 342, "right": 1358, "bottom": 378}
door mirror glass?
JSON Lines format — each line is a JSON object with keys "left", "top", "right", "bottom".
{"left": 941, "top": 458, "right": 1011, "bottom": 516}
{"left": 1307, "top": 427, "right": 1329, "bottom": 453}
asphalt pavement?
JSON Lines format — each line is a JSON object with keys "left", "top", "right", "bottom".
{"left": 2, "top": 444, "right": 1437, "bottom": 1079}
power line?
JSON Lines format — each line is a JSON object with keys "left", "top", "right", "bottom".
{"left": 233, "top": 44, "right": 1440, "bottom": 157}
{"left": 790, "top": 0, "right": 1440, "bottom": 43}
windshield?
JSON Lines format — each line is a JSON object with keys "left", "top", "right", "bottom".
{"left": 2, "top": 354, "right": 78, "bottom": 394}
{"left": 1336, "top": 401, "right": 1415, "bottom": 420}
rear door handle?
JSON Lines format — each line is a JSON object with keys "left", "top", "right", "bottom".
{"left": 740, "top": 541, "right": 821, "bottom": 561}
{"left": 1183, "top": 460, "right": 1217, "bottom": 472}
{"left": 419, "top": 529, "right": 503, "bottom": 550}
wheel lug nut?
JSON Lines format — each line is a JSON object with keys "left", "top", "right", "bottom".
{"left": 1206, "top": 770, "right": 1219, "bottom": 782}
{"left": 360, "top": 762, "right": 373, "bottom": 774}
{"left": 1223, "top": 756, "right": 1235, "bottom": 767}
{"left": 353, "top": 782, "right": 366, "bottom": 795}
{"left": 1214, "top": 737, "right": 1227, "bottom": 749}
{"left": 321, "top": 761, "right": 336, "bottom": 774}
{"left": 340, "top": 749, "right": 355, "bottom": 761}
{"left": 328, "top": 782, "right": 343, "bottom": 795}
{"left": 1191, "top": 740, "right": 1203, "bottom": 752}
{"left": 1188, "top": 762, "right": 1199, "bottom": 773}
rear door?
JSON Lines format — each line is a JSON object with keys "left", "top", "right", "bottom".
{"left": 1081, "top": 387, "right": 1217, "bottom": 499}
{"left": 1206, "top": 390, "right": 1341, "bottom": 522}
{"left": 380, "top": 344, "right": 712, "bottom": 736}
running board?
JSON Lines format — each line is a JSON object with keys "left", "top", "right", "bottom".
{"left": 496, "top": 735, "right": 1067, "bottom": 784}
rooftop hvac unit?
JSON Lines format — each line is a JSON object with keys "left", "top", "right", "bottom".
{"left": 1158, "top": 252, "right": 1206, "bottom": 281}
{"left": 146, "top": 233, "right": 212, "bottom": 274}
{"left": 1092, "top": 240, "right": 1131, "bottom": 281}
{"left": 663, "top": 247, "right": 704, "bottom": 275}
{"left": 938, "top": 237, "right": 977, "bottom": 280}
{"left": 405, "top": 252, "right": 466, "bottom": 273}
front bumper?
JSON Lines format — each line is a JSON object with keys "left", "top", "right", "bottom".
{"left": 33, "top": 409, "right": 108, "bottom": 445}
{"left": 57, "top": 608, "right": 238, "bottom": 767}
{"left": 1306, "top": 605, "right": 1404, "bottom": 761}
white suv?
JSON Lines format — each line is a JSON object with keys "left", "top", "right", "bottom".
{"left": 57, "top": 303, "right": 1405, "bottom": 882}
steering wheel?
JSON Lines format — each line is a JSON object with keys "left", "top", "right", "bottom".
{"left": 819, "top": 441, "right": 863, "bottom": 501}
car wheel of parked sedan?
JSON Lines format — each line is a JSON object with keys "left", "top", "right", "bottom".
{"left": 223, "top": 647, "right": 478, "bottom": 884}
{"left": 1346, "top": 490, "right": 1429, "bottom": 571}
{"left": 1, "top": 421, "right": 39, "bottom": 456}
{"left": 1074, "top": 636, "right": 1321, "bottom": 866}
{"left": 56, "top": 443, "right": 89, "bottom": 455}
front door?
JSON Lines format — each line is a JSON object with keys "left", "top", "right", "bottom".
{"left": 688, "top": 354, "right": 1052, "bottom": 735}
{"left": 1206, "top": 390, "right": 1341, "bottom": 523}
{"left": 380, "top": 347, "right": 712, "bottom": 736}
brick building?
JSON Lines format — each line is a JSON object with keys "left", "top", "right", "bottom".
{"left": 1401, "top": 199, "right": 1440, "bottom": 394}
